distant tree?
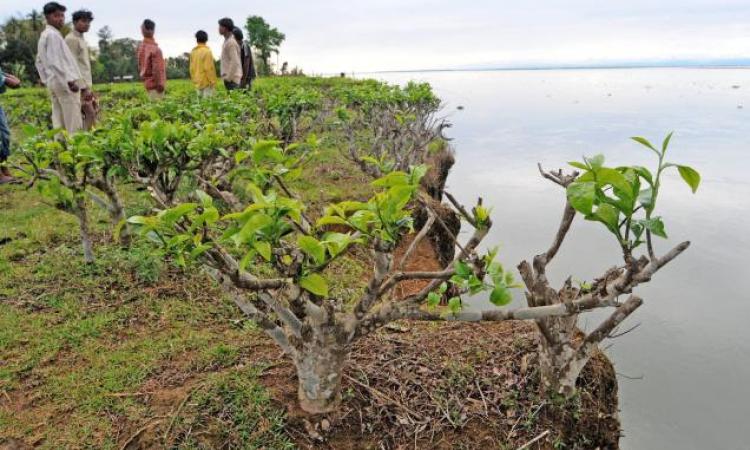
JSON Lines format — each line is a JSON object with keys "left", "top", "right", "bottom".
{"left": 0, "top": 10, "right": 53, "bottom": 83}
{"left": 95, "top": 27, "right": 138, "bottom": 82}
{"left": 166, "top": 53, "right": 190, "bottom": 80}
{"left": 244, "top": 15, "right": 285, "bottom": 76}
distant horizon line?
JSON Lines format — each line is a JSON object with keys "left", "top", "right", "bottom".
{"left": 354, "top": 59, "right": 750, "bottom": 75}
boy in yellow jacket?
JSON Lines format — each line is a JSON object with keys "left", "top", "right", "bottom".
{"left": 189, "top": 30, "right": 218, "bottom": 97}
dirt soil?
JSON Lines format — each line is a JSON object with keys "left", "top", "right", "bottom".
{"left": 1, "top": 229, "right": 620, "bottom": 450}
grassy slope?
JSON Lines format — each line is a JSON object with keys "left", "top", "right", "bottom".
{"left": 0, "top": 81, "right": 373, "bottom": 448}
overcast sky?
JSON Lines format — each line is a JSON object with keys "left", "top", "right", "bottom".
{"left": 2, "top": 0, "right": 749, "bottom": 73}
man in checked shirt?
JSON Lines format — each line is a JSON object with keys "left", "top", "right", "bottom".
{"left": 136, "top": 19, "right": 167, "bottom": 100}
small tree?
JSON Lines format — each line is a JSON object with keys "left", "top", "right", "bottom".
{"left": 126, "top": 137, "right": 677, "bottom": 413}
{"left": 521, "top": 133, "right": 700, "bottom": 397}
{"left": 244, "top": 16, "right": 285, "bottom": 76}
{"left": 17, "top": 127, "right": 129, "bottom": 262}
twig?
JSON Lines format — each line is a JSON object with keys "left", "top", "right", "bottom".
{"left": 398, "top": 209, "right": 435, "bottom": 270}
{"left": 105, "top": 391, "right": 153, "bottom": 398}
{"left": 508, "top": 401, "right": 546, "bottom": 441}
{"left": 163, "top": 385, "right": 201, "bottom": 446}
{"left": 344, "top": 373, "right": 424, "bottom": 420}
{"left": 119, "top": 418, "right": 164, "bottom": 450}
{"left": 425, "top": 202, "right": 468, "bottom": 257}
{"left": 517, "top": 430, "right": 551, "bottom": 450}
{"left": 616, "top": 372, "right": 645, "bottom": 381}
{"left": 608, "top": 322, "right": 642, "bottom": 339}
{"left": 475, "top": 379, "right": 489, "bottom": 417}
{"left": 444, "top": 191, "right": 477, "bottom": 227}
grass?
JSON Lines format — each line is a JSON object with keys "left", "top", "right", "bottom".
{"left": 0, "top": 200, "right": 290, "bottom": 447}
{"left": 0, "top": 79, "right": 376, "bottom": 448}
{"left": 170, "top": 367, "right": 295, "bottom": 449}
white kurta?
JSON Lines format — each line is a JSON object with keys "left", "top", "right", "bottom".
{"left": 36, "top": 24, "right": 83, "bottom": 134}
{"left": 36, "top": 24, "right": 82, "bottom": 91}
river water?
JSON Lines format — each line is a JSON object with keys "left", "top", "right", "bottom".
{"left": 371, "top": 68, "right": 750, "bottom": 449}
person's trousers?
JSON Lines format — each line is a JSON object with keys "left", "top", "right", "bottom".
{"left": 0, "top": 106, "right": 10, "bottom": 162}
{"left": 198, "top": 87, "right": 215, "bottom": 98}
{"left": 49, "top": 86, "right": 83, "bottom": 135}
{"left": 224, "top": 80, "right": 239, "bottom": 91}
{"left": 147, "top": 90, "right": 165, "bottom": 100}
{"left": 81, "top": 92, "right": 98, "bottom": 131}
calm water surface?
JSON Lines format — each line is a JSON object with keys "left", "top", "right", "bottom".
{"left": 372, "top": 69, "right": 750, "bottom": 449}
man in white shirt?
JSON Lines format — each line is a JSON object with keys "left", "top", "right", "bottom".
{"left": 218, "top": 18, "right": 242, "bottom": 91}
{"left": 65, "top": 9, "right": 98, "bottom": 130}
{"left": 36, "top": 2, "right": 83, "bottom": 134}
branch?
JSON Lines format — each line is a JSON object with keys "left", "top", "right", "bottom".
{"left": 582, "top": 295, "right": 643, "bottom": 347}
{"left": 378, "top": 268, "right": 455, "bottom": 296}
{"left": 538, "top": 164, "right": 578, "bottom": 188}
{"left": 258, "top": 291, "right": 303, "bottom": 338}
{"left": 352, "top": 240, "right": 393, "bottom": 319}
{"left": 273, "top": 174, "right": 313, "bottom": 234}
{"left": 397, "top": 208, "right": 435, "bottom": 270}
{"left": 354, "top": 293, "right": 622, "bottom": 340}
{"left": 444, "top": 191, "right": 477, "bottom": 227}
{"left": 542, "top": 201, "right": 576, "bottom": 265}
{"left": 214, "top": 276, "right": 294, "bottom": 355}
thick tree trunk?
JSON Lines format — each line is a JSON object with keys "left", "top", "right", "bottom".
{"left": 74, "top": 197, "right": 95, "bottom": 264}
{"left": 293, "top": 340, "right": 346, "bottom": 414}
{"left": 105, "top": 186, "right": 130, "bottom": 245}
{"left": 536, "top": 311, "right": 583, "bottom": 397}
{"left": 538, "top": 337, "right": 591, "bottom": 398}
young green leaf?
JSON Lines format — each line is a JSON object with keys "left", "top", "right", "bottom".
{"left": 643, "top": 217, "right": 668, "bottom": 239}
{"left": 490, "top": 286, "right": 513, "bottom": 306}
{"left": 587, "top": 154, "right": 605, "bottom": 170}
{"left": 427, "top": 292, "right": 441, "bottom": 308}
{"left": 297, "top": 235, "right": 326, "bottom": 265}
{"left": 631, "top": 136, "right": 659, "bottom": 154}
{"left": 300, "top": 273, "right": 329, "bottom": 297}
{"left": 253, "top": 241, "right": 272, "bottom": 261}
{"left": 676, "top": 165, "right": 701, "bottom": 194}
{"left": 448, "top": 297, "right": 462, "bottom": 314}
{"left": 454, "top": 260, "right": 472, "bottom": 279}
{"left": 662, "top": 131, "right": 674, "bottom": 154}
{"left": 591, "top": 204, "right": 620, "bottom": 232}
{"left": 568, "top": 161, "right": 589, "bottom": 170}
{"left": 566, "top": 181, "right": 596, "bottom": 215}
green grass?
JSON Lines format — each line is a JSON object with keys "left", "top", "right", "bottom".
{"left": 0, "top": 76, "right": 394, "bottom": 448}
{"left": 172, "top": 367, "right": 294, "bottom": 449}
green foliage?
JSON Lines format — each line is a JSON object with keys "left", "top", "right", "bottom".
{"left": 244, "top": 15, "right": 286, "bottom": 75}
{"left": 566, "top": 133, "right": 700, "bottom": 251}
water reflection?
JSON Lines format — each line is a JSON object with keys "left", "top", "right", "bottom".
{"left": 370, "top": 68, "right": 749, "bottom": 449}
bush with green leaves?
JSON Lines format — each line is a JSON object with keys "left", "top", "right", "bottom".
{"left": 518, "top": 133, "right": 700, "bottom": 397}
{"left": 7, "top": 77, "right": 700, "bottom": 416}
{"left": 16, "top": 126, "right": 129, "bottom": 262}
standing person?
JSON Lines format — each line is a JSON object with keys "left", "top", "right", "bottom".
{"left": 0, "top": 71, "right": 22, "bottom": 184}
{"left": 189, "top": 30, "right": 217, "bottom": 97}
{"left": 136, "top": 19, "right": 166, "bottom": 100}
{"left": 35, "top": 2, "right": 83, "bottom": 134}
{"left": 65, "top": 9, "right": 98, "bottom": 130}
{"left": 232, "top": 27, "right": 256, "bottom": 90}
{"left": 218, "top": 18, "right": 242, "bottom": 91}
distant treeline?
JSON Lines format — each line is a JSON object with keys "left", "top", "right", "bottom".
{"left": 0, "top": 11, "right": 293, "bottom": 84}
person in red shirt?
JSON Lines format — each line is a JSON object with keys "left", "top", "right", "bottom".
{"left": 136, "top": 19, "right": 166, "bottom": 100}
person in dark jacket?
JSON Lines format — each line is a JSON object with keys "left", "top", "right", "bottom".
{"left": 232, "top": 27, "right": 256, "bottom": 89}
{"left": 0, "top": 70, "right": 21, "bottom": 184}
